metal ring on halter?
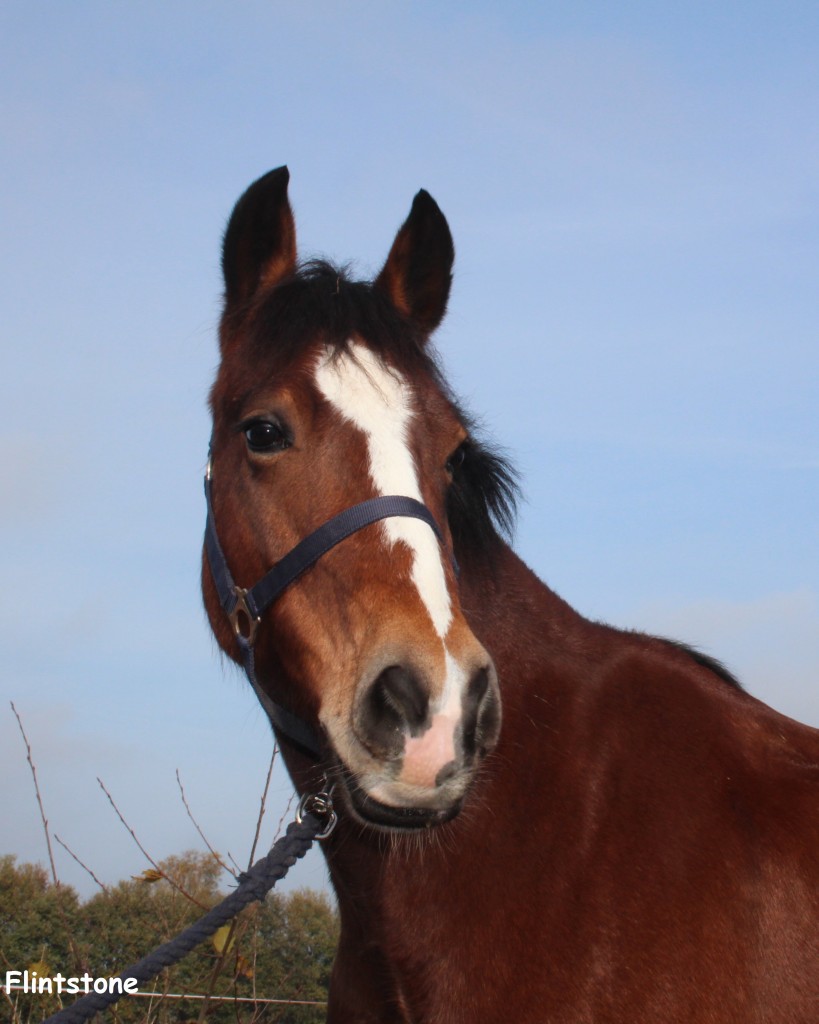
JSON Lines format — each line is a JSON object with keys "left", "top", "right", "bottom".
{"left": 229, "top": 586, "right": 261, "bottom": 645}
{"left": 296, "top": 783, "right": 338, "bottom": 840}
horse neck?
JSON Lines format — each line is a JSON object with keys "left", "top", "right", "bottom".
{"left": 458, "top": 540, "right": 588, "bottom": 678}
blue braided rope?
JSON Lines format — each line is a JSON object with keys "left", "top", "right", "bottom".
{"left": 43, "top": 815, "right": 323, "bottom": 1024}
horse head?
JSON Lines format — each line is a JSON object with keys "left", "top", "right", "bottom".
{"left": 203, "top": 167, "right": 513, "bottom": 831}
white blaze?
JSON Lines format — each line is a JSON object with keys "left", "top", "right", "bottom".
{"left": 314, "top": 342, "right": 453, "bottom": 640}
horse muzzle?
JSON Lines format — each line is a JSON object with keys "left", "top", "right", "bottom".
{"left": 330, "top": 655, "right": 501, "bottom": 831}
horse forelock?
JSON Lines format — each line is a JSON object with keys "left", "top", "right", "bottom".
{"left": 239, "top": 260, "right": 430, "bottom": 369}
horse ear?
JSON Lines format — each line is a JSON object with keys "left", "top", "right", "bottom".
{"left": 221, "top": 166, "right": 297, "bottom": 312}
{"left": 376, "top": 190, "right": 454, "bottom": 336}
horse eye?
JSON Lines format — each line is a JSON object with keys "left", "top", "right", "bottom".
{"left": 242, "top": 419, "right": 290, "bottom": 454}
{"left": 446, "top": 443, "right": 467, "bottom": 476}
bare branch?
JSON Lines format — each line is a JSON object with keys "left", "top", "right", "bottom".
{"left": 53, "top": 834, "right": 108, "bottom": 893}
{"left": 195, "top": 916, "right": 244, "bottom": 1024}
{"left": 10, "top": 702, "right": 58, "bottom": 886}
{"left": 272, "top": 791, "right": 296, "bottom": 846}
{"left": 247, "top": 747, "right": 278, "bottom": 868}
{"left": 176, "top": 768, "right": 237, "bottom": 880}
{"left": 10, "top": 704, "right": 87, "bottom": 975}
{"left": 96, "top": 776, "right": 209, "bottom": 910}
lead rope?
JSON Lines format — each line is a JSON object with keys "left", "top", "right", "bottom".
{"left": 42, "top": 786, "right": 337, "bottom": 1024}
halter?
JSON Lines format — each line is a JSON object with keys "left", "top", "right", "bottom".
{"left": 204, "top": 454, "right": 456, "bottom": 760}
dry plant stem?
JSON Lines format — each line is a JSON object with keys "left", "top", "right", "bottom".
{"left": 195, "top": 916, "right": 242, "bottom": 1024}
{"left": 176, "top": 768, "right": 237, "bottom": 879}
{"left": 271, "top": 791, "right": 296, "bottom": 846}
{"left": 1, "top": 949, "right": 25, "bottom": 1024}
{"left": 197, "top": 747, "right": 279, "bottom": 1023}
{"left": 11, "top": 702, "right": 58, "bottom": 886}
{"left": 11, "top": 702, "right": 87, "bottom": 977}
{"left": 144, "top": 988, "right": 160, "bottom": 1023}
{"left": 53, "top": 834, "right": 108, "bottom": 893}
{"left": 2, "top": 987, "right": 21, "bottom": 1024}
{"left": 250, "top": 911, "right": 260, "bottom": 1007}
{"left": 1, "top": 970, "right": 17, "bottom": 1018}
{"left": 96, "top": 776, "right": 209, "bottom": 910}
{"left": 247, "top": 747, "right": 277, "bottom": 867}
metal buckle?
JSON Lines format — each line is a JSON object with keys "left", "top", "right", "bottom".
{"left": 229, "top": 586, "right": 261, "bottom": 645}
{"left": 296, "top": 782, "right": 337, "bottom": 840}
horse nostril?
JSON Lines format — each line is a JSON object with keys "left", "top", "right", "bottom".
{"left": 468, "top": 664, "right": 490, "bottom": 706}
{"left": 435, "top": 760, "right": 458, "bottom": 787}
{"left": 376, "top": 665, "right": 428, "bottom": 730}
{"left": 462, "top": 665, "right": 499, "bottom": 758}
{"left": 362, "top": 665, "right": 429, "bottom": 755}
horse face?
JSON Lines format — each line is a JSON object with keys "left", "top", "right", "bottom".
{"left": 203, "top": 169, "right": 501, "bottom": 830}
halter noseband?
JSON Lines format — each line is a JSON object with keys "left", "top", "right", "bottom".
{"left": 204, "top": 455, "right": 457, "bottom": 760}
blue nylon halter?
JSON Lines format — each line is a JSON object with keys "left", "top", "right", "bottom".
{"left": 204, "top": 459, "right": 457, "bottom": 759}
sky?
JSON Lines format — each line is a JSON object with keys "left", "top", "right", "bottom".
{"left": 2, "top": 2, "right": 817, "bottom": 900}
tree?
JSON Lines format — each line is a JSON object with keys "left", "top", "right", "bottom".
{"left": 0, "top": 852, "right": 338, "bottom": 1023}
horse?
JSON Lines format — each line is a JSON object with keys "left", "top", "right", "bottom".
{"left": 202, "top": 166, "right": 819, "bottom": 1022}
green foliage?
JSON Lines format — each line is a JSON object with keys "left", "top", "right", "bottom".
{"left": 1, "top": 852, "right": 338, "bottom": 1024}
{"left": 244, "top": 890, "right": 338, "bottom": 1023}
{"left": 0, "top": 855, "right": 82, "bottom": 972}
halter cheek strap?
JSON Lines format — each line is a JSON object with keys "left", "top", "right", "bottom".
{"left": 204, "top": 463, "right": 457, "bottom": 760}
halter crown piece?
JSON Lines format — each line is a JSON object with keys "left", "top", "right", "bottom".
{"left": 203, "top": 452, "right": 458, "bottom": 760}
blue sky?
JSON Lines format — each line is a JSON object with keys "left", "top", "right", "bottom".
{"left": 2, "top": 2, "right": 817, "bottom": 898}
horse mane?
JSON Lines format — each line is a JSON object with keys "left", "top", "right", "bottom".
{"left": 444, "top": 407, "right": 519, "bottom": 557}
{"left": 659, "top": 637, "right": 744, "bottom": 690}
{"left": 242, "top": 260, "right": 520, "bottom": 558}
